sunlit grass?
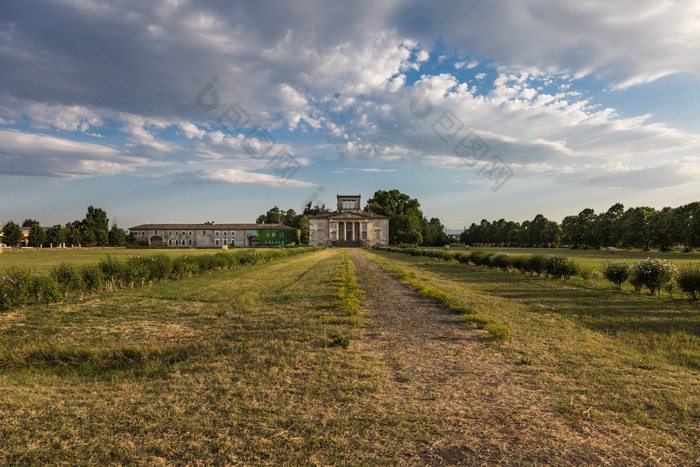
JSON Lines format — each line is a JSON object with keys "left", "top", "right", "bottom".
{"left": 0, "top": 250, "right": 424, "bottom": 464}
{"left": 364, "top": 248, "right": 699, "bottom": 462}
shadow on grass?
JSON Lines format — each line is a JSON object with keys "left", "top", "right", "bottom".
{"left": 0, "top": 341, "right": 216, "bottom": 377}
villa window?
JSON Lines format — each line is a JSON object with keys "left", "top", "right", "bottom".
{"left": 318, "top": 232, "right": 323, "bottom": 240}
{"left": 375, "top": 231, "right": 381, "bottom": 239}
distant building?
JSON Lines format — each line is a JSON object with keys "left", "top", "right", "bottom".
{"left": 309, "top": 195, "right": 389, "bottom": 247}
{"left": 128, "top": 223, "right": 297, "bottom": 247}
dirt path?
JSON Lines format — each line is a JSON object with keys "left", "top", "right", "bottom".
{"left": 350, "top": 249, "right": 642, "bottom": 466}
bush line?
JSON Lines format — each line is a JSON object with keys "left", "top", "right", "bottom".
{"left": 330, "top": 251, "right": 365, "bottom": 326}
{"left": 0, "top": 247, "right": 326, "bottom": 312}
{"left": 366, "top": 255, "right": 510, "bottom": 341}
{"left": 373, "top": 246, "right": 700, "bottom": 300}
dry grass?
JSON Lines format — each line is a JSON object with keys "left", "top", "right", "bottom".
{"left": 0, "top": 250, "right": 425, "bottom": 464}
{"left": 363, "top": 248, "right": 699, "bottom": 464}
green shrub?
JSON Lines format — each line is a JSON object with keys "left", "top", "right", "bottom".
{"left": 525, "top": 254, "right": 548, "bottom": 275}
{"left": 98, "top": 256, "right": 126, "bottom": 288}
{"left": 456, "top": 253, "right": 470, "bottom": 264}
{"left": 468, "top": 251, "right": 490, "bottom": 266}
{"left": 172, "top": 255, "right": 200, "bottom": 277}
{"left": 50, "top": 263, "right": 85, "bottom": 295}
{"left": 603, "top": 260, "right": 631, "bottom": 289}
{"left": 0, "top": 270, "right": 33, "bottom": 311}
{"left": 630, "top": 273, "right": 645, "bottom": 294}
{"left": 488, "top": 252, "right": 511, "bottom": 271}
{"left": 510, "top": 256, "right": 527, "bottom": 273}
{"left": 631, "top": 258, "right": 678, "bottom": 296}
{"left": 546, "top": 256, "right": 578, "bottom": 279}
{"left": 676, "top": 265, "right": 700, "bottom": 300}
{"left": 81, "top": 264, "right": 105, "bottom": 293}
{"left": 33, "top": 275, "right": 63, "bottom": 303}
{"left": 147, "top": 254, "right": 173, "bottom": 280}
{"left": 124, "top": 256, "right": 152, "bottom": 285}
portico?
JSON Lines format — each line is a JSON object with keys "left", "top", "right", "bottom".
{"left": 309, "top": 194, "right": 389, "bottom": 247}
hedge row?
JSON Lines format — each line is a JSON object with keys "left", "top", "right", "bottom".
{"left": 0, "top": 247, "right": 326, "bottom": 312}
{"left": 603, "top": 259, "right": 700, "bottom": 298}
{"left": 373, "top": 246, "right": 581, "bottom": 279}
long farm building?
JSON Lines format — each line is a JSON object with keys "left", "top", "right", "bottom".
{"left": 128, "top": 223, "right": 297, "bottom": 247}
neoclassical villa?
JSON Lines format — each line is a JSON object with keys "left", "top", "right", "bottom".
{"left": 309, "top": 195, "right": 389, "bottom": 247}
{"left": 128, "top": 223, "right": 296, "bottom": 247}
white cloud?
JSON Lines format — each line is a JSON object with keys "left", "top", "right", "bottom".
{"left": 0, "top": 129, "right": 146, "bottom": 177}
{"left": 171, "top": 168, "right": 314, "bottom": 187}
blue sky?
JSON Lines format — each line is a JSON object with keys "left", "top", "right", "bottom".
{"left": 1, "top": 0, "right": 699, "bottom": 230}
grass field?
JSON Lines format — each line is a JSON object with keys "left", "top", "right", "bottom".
{"left": 1, "top": 247, "right": 697, "bottom": 463}
{"left": 0, "top": 247, "right": 228, "bottom": 274}
{"left": 0, "top": 250, "right": 424, "bottom": 464}
{"left": 365, "top": 249, "right": 699, "bottom": 463}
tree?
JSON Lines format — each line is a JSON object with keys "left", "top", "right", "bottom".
{"left": 96, "top": 229, "right": 109, "bottom": 246}
{"left": 108, "top": 225, "right": 127, "bottom": 246}
{"left": 422, "top": 217, "right": 449, "bottom": 246}
{"left": 299, "top": 215, "right": 310, "bottom": 245}
{"left": 302, "top": 202, "right": 330, "bottom": 216}
{"left": 46, "top": 225, "right": 66, "bottom": 245}
{"left": 66, "top": 221, "right": 83, "bottom": 246}
{"left": 594, "top": 203, "right": 624, "bottom": 247}
{"left": 22, "top": 219, "right": 40, "bottom": 227}
{"left": 619, "top": 206, "right": 656, "bottom": 249}
{"left": 541, "top": 220, "right": 562, "bottom": 247}
{"left": 85, "top": 206, "right": 109, "bottom": 232}
{"left": 2, "top": 221, "right": 22, "bottom": 246}
{"left": 365, "top": 189, "right": 424, "bottom": 245}
{"left": 561, "top": 215, "right": 579, "bottom": 247}
{"left": 689, "top": 206, "right": 700, "bottom": 249}
{"left": 28, "top": 224, "right": 46, "bottom": 247}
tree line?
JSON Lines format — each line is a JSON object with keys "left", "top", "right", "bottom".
{"left": 1, "top": 206, "right": 130, "bottom": 247}
{"left": 460, "top": 202, "right": 700, "bottom": 250}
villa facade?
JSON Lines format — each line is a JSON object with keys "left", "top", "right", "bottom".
{"left": 309, "top": 195, "right": 389, "bottom": 247}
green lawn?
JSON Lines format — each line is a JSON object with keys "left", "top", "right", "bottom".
{"left": 0, "top": 247, "right": 228, "bottom": 274}
{"left": 364, "top": 249, "right": 699, "bottom": 462}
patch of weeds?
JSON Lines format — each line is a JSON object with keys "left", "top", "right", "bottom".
{"left": 485, "top": 322, "right": 511, "bottom": 341}
{"left": 329, "top": 334, "right": 350, "bottom": 349}
{"left": 520, "top": 357, "right": 533, "bottom": 366}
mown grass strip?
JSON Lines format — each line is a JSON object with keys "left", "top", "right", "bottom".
{"left": 364, "top": 253, "right": 510, "bottom": 341}
{"left": 330, "top": 250, "right": 365, "bottom": 328}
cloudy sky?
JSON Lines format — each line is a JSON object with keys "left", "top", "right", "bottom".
{"left": 1, "top": 0, "right": 699, "bottom": 230}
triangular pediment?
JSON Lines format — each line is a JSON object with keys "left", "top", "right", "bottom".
{"left": 332, "top": 212, "right": 368, "bottom": 220}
